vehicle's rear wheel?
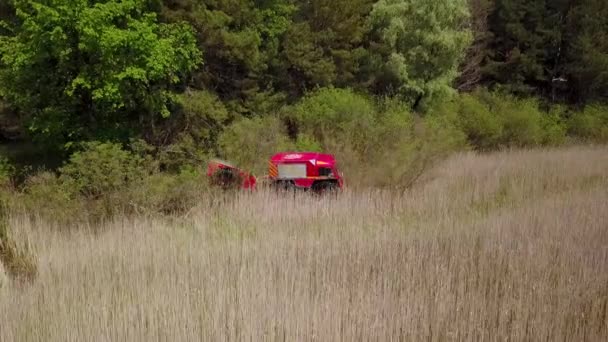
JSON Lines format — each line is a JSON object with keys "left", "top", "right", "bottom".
{"left": 272, "top": 180, "right": 296, "bottom": 195}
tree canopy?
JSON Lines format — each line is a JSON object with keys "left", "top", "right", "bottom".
{"left": 0, "top": 0, "right": 201, "bottom": 148}
{"left": 367, "top": 0, "right": 472, "bottom": 109}
{"left": 0, "top": 0, "right": 606, "bottom": 167}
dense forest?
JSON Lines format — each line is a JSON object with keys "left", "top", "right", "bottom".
{"left": 0, "top": 0, "right": 607, "bottom": 218}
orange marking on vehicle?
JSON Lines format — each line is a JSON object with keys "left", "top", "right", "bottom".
{"left": 268, "top": 161, "right": 279, "bottom": 178}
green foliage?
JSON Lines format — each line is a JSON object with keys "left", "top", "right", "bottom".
{"left": 218, "top": 115, "right": 292, "bottom": 175}
{"left": 365, "top": 100, "right": 467, "bottom": 189}
{"left": 287, "top": 87, "right": 467, "bottom": 189}
{"left": 567, "top": 105, "right": 608, "bottom": 143}
{"left": 482, "top": 0, "right": 608, "bottom": 104}
{"left": 291, "top": 87, "right": 376, "bottom": 148}
{"left": 499, "top": 100, "right": 545, "bottom": 147}
{"left": 0, "top": 0, "right": 201, "bottom": 147}
{"left": 59, "top": 142, "right": 148, "bottom": 198}
{"left": 281, "top": 22, "right": 336, "bottom": 91}
{"left": 280, "top": 0, "right": 374, "bottom": 93}
{"left": 160, "top": 0, "right": 295, "bottom": 113}
{"left": 127, "top": 166, "right": 206, "bottom": 215}
{"left": 443, "top": 93, "right": 504, "bottom": 150}
{"left": 540, "top": 105, "right": 568, "bottom": 146}
{"left": 293, "top": 134, "right": 323, "bottom": 152}
{"left": 455, "top": 0, "right": 494, "bottom": 91}
{"left": 430, "top": 89, "right": 568, "bottom": 150}
{"left": 368, "top": 0, "right": 472, "bottom": 109}
{"left": 484, "top": 0, "right": 563, "bottom": 95}
{"left": 0, "top": 156, "right": 13, "bottom": 188}
{"left": 158, "top": 90, "right": 231, "bottom": 171}
{"left": 477, "top": 92, "right": 565, "bottom": 147}
{"left": 17, "top": 171, "right": 83, "bottom": 225}
{"left": 565, "top": 0, "right": 608, "bottom": 104}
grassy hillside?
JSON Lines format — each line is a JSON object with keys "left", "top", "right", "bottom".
{"left": 1, "top": 145, "right": 607, "bottom": 341}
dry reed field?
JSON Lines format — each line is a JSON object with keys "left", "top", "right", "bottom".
{"left": 1, "top": 145, "right": 608, "bottom": 341}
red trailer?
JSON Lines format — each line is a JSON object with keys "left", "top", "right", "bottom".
{"left": 206, "top": 159, "right": 257, "bottom": 190}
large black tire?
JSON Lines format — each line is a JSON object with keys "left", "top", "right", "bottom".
{"left": 273, "top": 180, "right": 296, "bottom": 192}
{"left": 312, "top": 181, "right": 339, "bottom": 197}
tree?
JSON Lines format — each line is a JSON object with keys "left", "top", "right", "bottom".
{"left": 160, "top": 0, "right": 295, "bottom": 114}
{"left": 564, "top": 0, "right": 608, "bottom": 104}
{"left": 0, "top": 1, "right": 16, "bottom": 31}
{"left": 483, "top": 0, "right": 572, "bottom": 99}
{"left": 0, "top": 0, "right": 201, "bottom": 149}
{"left": 155, "top": 89, "right": 232, "bottom": 170}
{"left": 280, "top": 21, "right": 337, "bottom": 94}
{"left": 280, "top": 0, "right": 374, "bottom": 94}
{"left": 455, "top": 0, "right": 495, "bottom": 92}
{"left": 367, "top": 0, "right": 472, "bottom": 110}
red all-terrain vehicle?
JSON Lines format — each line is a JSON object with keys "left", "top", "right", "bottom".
{"left": 206, "top": 152, "right": 344, "bottom": 194}
{"left": 267, "top": 152, "right": 344, "bottom": 193}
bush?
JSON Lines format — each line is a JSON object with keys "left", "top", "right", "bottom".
{"left": 382, "top": 110, "right": 467, "bottom": 188}
{"left": 0, "top": 156, "right": 14, "bottom": 189}
{"left": 293, "top": 134, "right": 323, "bottom": 152}
{"left": 541, "top": 105, "right": 568, "bottom": 146}
{"left": 127, "top": 167, "right": 208, "bottom": 215}
{"left": 568, "top": 104, "right": 608, "bottom": 143}
{"left": 480, "top": 91, "right": 566, "bottom": 148}
{"left": 290, "top": 87, "right": 377, "bottom": 152}
{"left": 286, "top": 88, "right": 467, "bottom": 189}
{"left": 59, "top": 141, "right": 148, "bottom": 199}
{"left": 10, "top": 141, "right": 156, "bottom": 223}
{"left": 431, "top": 90, "right": 568, "bottom": 150}
{"left": 18, "top": 171, "right": 84, "bottom": 224}
{"left": 218, "top": 116, "right": 293, "bottom": 175}
{"left": 159, "top": 91, "right": 232, "bottom": 171}
{"left": 498, "top": 98, "right": 544, "bottom": 147}
{"left": 453, "top": 94, "right": 503, "bottom": 150}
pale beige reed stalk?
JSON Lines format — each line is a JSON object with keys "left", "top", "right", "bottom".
{"left": 1, "top": 145, "right": 607, "bottom": 341}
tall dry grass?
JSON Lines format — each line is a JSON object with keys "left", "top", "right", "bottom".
{"left": 1, "top": 145, "right": 607, "bottom": 341}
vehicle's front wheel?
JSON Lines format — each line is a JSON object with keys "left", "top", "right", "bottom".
{"left": 312, "top": 181, "right": 339, "bottom": 197}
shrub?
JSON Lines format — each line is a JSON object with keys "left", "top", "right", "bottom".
{"left": 290, "top": 87, "right": 377, "bottom": 152}
{"left": 568, "top": 104, "right": 608, "bottom": 143}
{"left": 159, "top": 91, "right": 232, "bottom": 171}
{"left": 437, "top": 90, "right": 568, "bottom": 150}
{"left": 0, "top": 157, "right": 13, "bottom": 207}
{"left": 498, "top": 98, "right": 545, "bottom": 147}
{"left": 0, "top": 156, "right": 13, "bottom": 189}
{"left": 293, "top": 134, "right": 323, "bottom": 152}
{"left": 18, "top": 171, "right": 84, "bottom": 224}
{"left": 218, "top": 116, "right": 293, "bottom": 175}
{"left": 287, "top": 89, "right": 467, "bottom": 189}
{"left": 285, "top": 88, "right": 385, "bottom": 186}
{"left": 422, "top": 110, "right": 469, "bottom": 156}
{"left": 454, "top": 94, "right": 503, "bottom": 150}
{"left": 541, "top": 105, "right": 568, "bottom": 146}
{"left": 59, "top": 142, "right": 148, "bottom": 199}
{"left": 127, "top": 167, "right": 207, "bottom": 215}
